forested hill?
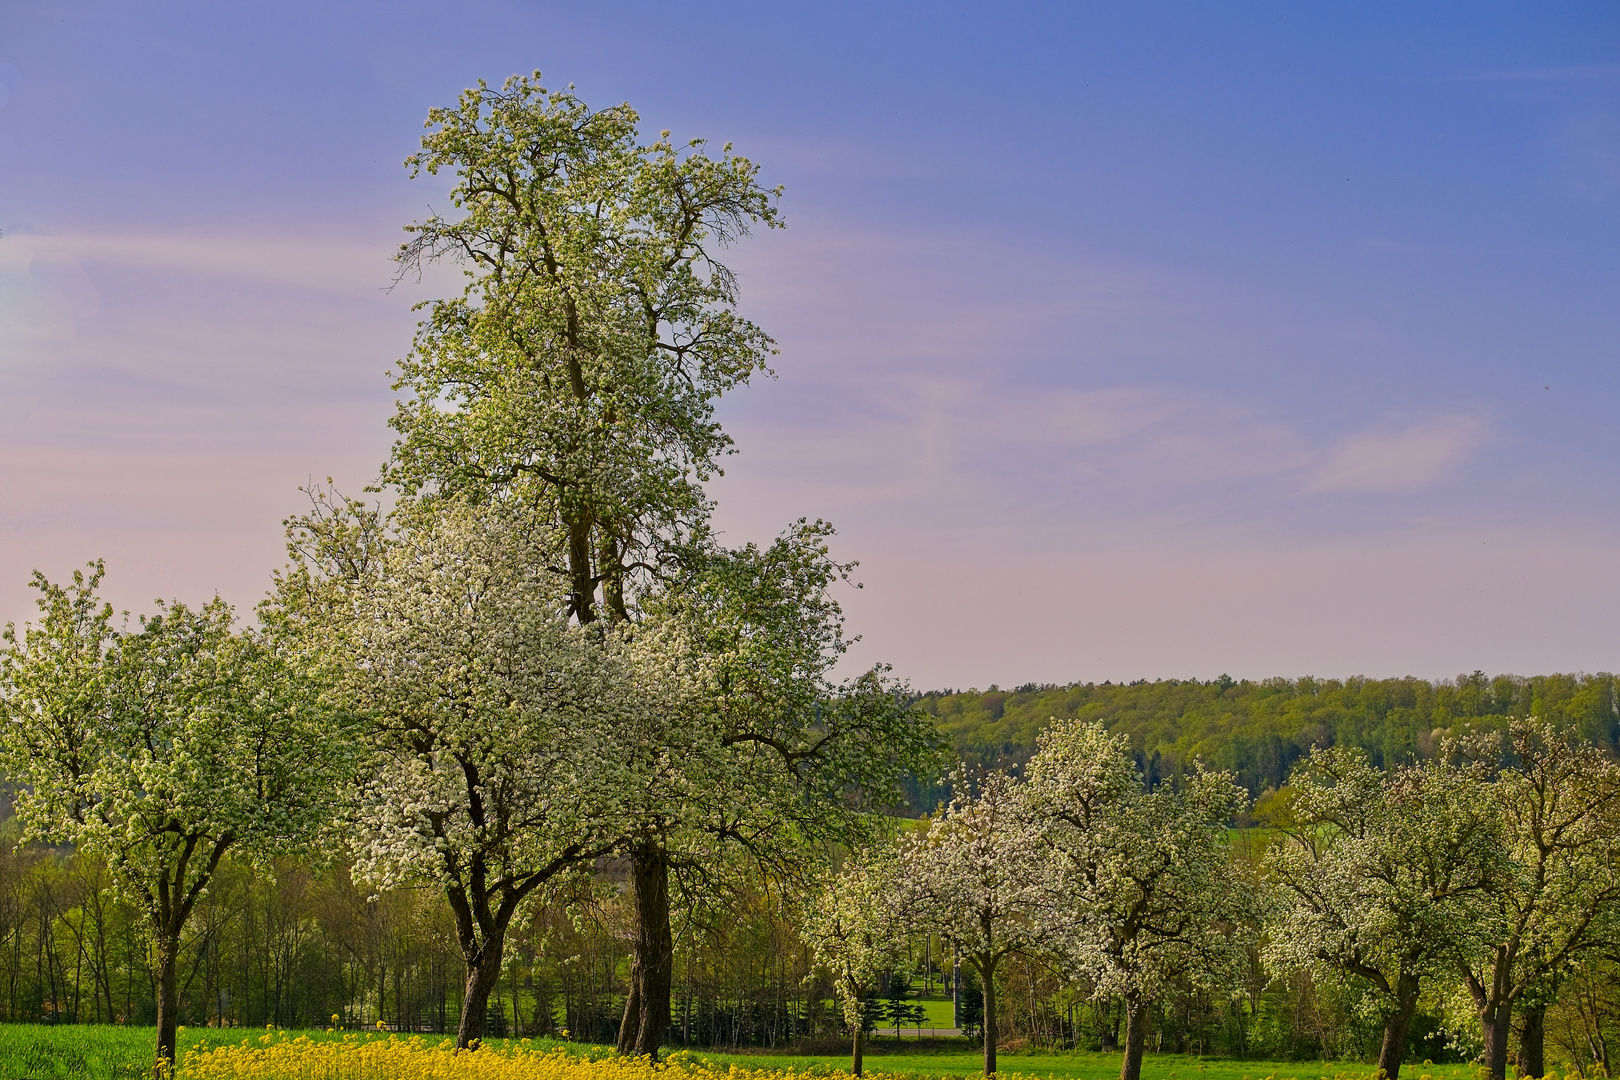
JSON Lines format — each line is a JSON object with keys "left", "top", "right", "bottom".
{"left": 915, "top": 672, "right": 1620, "bottom": 798}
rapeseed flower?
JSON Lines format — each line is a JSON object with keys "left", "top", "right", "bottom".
{"left": 178, "top": 1033, "right": 923, "bottom": 1080}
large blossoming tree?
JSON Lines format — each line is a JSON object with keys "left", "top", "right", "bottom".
{"left": 280, "top": 498, "right": 640, "bottom": 1048}
{"left": 0, "top": 564, "right": 345, "bottom": 1074}
{"left": 377, "top": 76, "right": 941, "bottom": 1058}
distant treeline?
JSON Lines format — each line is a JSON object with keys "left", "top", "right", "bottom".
{"left": 911, "top": 672, "right": 1620, "bottom": 802}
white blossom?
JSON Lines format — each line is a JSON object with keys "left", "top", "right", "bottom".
{"left": 1026, "top": 719, "right": 1251, "bottom": 1080}
{"left": 1262, "top": 745, "right": 1501, "bottom": 1080}
{"left": 900, "top": 768, "right": 1047, "bottom": 1077}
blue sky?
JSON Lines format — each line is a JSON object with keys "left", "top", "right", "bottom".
{"left": 1, "top": 3, "right": 1617, "bottom": 688}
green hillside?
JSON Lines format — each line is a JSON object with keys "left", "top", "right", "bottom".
{"left": 912, "top": 672, "right": 1620, "bottom": 801}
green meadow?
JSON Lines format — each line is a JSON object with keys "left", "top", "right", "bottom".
{"left": 0, "top": 1023, "right": 1490, "bottom": 1080}
{"left": 687, "top": 1045, "right": 1482, "bottom": 1080}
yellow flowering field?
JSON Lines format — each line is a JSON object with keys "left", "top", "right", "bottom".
{"left": 177, "top": 1034, "right": 904, "bottom": 1080}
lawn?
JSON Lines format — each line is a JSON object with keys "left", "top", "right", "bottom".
{"left": 687, "top": 1045, "right": 1483, "bottom": 1080}
{"left": 0, "top": 1023, "right": 1485, "bottom": 1080}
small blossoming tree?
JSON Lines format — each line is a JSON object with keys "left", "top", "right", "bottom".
{"left": 901, "top": 770, "right": 1047, "bottom": 1077}
{"left": 1262, "top": 746, "right": 1501, "bottom": 1080}
{"left": 1026, "top": 719, "right": 1251, "bottom": 1080}
{"left": 0, "top": 564, "right": 345, "bottom": 1074}
{"left": 803, "top": 847, "right": 909, "bottom": 1076}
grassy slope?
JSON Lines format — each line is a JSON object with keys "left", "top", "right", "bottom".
{"left": 0, "top": 1025, "right": 1483, "bottom": 1080}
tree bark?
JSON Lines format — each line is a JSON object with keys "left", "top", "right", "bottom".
{"left": 1516, "top": 1005, "right": 1546, "bottom": 1079}
{"left": 1480, "top": 1000, "right": 1513, "bottom": 1080}
{"left": 1120, "top": 996, "right": 1147, "bottom": 1080}
{"left": 616, "top": 965, "right": 642, "bottom": 1055}
{"left": 1377, "top": 971, "right": 1421, "bottom": 1080}
{"left": 456, "top": 926, "right": 506, "bottom": 1049}
{"left": 852, "top": 1014, "right": 866, "bottom": 1077}
{"left": 154, "top": 926, "right": 180, "bottom": 1075}
{"left": 980, "top": 957, "right": 998, "bottom": 1077}
{"left": 616, "top": 845, "right": 673, "bottom": 1058}
{"left": 566, "top": 511, "right": 597, "bottom": 625}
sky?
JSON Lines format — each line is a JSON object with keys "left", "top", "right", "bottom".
{"left": 1, "top": 2, "right": 1617, "bottom": 690}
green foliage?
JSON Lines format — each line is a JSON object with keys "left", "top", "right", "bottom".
{"left": 386, "top": 72, "right": 783, "bottom": 624}
{"left": 914, "top": 673, "right": 1620, "bottom": 799}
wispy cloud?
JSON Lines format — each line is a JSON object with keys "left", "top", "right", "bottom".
{"left": 1306, "top": 412, "right": 1492, "bottom": 493}
{"left": 0, "top": 241, "right": 101, "bottom": 370}
{"left": 7, "top": 229, "right": 407, "bottom": 296}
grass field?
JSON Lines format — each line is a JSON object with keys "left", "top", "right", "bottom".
{"left": 688, "top": 1046, "right": 1485, "bottom": 1080}
{"left": 0, "top": 1023, "right": 1487, "bottom": 1080}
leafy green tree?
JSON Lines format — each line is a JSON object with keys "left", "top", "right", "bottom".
{"left": 386, "top": 72, "right": 782, "bottom": 625}
{"left": 0, "top": 564, "right": 344, "bottom": 1073}
{"left": 1261, "top": 746, "right": 1501, "bottom": 1080}
{"left": 1026, "top": 719, "right": 1250, "bottom": 1080}
{"left": 381, "top": 76, "right": 929, "bottom": 1059}
{"left": 609, "top": 522, "right": 944, "bottom": 1056}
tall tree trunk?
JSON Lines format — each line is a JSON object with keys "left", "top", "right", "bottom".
{"left": 951, "top": 956, "right": 960, "bottom": 1028}
{"left": 1516, "top": 1005, "right": 1546, "bottom": 1079}
{"left": 153, "top": 924, "right": 180, "bottom": 1075}
{"left": 1378, "top": 971, "right": 1421, "bottom": 1080}
{"left": 456, "top": 926, "right": 506, "bottom": 1049}
{"left": 1120, "top": 995, "right": 1148, "bottom": 1080}
{"left": 980, "top": 957, "right": 998, "bottom": 1077}
{"left": 1480, "top": 1001, "right": 1512, "bottom": 1080}
{"left": 616, "top": 958, "right": 642, "bottom": 1055}
{"left": 852, "top": 1013, "right": 866, "bottom": 1077}
{"left": 616, "top": 845, "right": 673, "bottom": 1058}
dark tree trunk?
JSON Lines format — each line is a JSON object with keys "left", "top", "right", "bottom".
{"left": 616, "top": 845, "right": 673, "bottom": 1058}
{"left": 151, "top": 834, "right": 230, "bottom": 1075}
{"left": 1480, "top": 1001, "right": 1513, "bottom": 1080}
{"left": 1516, "top": 1005, "right": 1546, "bottom": 1079}
{"left": 1120, "top": 996, "right": 1147, "bottom": 1080}
{"left": 154, "top": 927, "right": 180, "bottom": 1075}
{"left": 598, "top": 531, "right": 628, "bottom": 623}
{"left": 852, "top": 1014, "right": 866, "bottom": 1077}
{"left": 456, "top": 927, "right": 506, "bottom": 1049}
{"left": 980, "top": 957, "right": 998, "bottom": 1077}
{"left": 1378, "top": 971, "right": 1421, "bottom": 1080}
{"left": 567, "top": 512, "right": 597, "bottom": 624}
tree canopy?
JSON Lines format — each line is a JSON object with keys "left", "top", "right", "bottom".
{"left": 387, "top": 72, "right": 782, "bottom": 625}
{"left": 913, "top": 673, "right": 1620, "bottom": 803}
{"left": 0, "top": 564, "right": 346, "bottom": 1071}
